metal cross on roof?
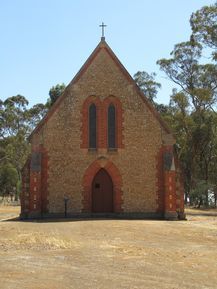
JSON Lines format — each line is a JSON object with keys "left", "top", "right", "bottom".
{"left": 99, "top": 22, "right": 107, "bottom": 39}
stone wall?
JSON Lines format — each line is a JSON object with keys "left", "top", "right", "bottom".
{"left": 30, "top": 42, "right": 174, "bottom": 214}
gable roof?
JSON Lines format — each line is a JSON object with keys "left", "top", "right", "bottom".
{"left": 29, "top": 38, "right": 172, "bottom": 140}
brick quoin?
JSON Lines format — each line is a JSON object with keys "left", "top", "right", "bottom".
{"left": 162, "top": 145, "right": 178, "bottom": 218}
{"left": 24, "top": 145, "right": 49, "bottom": 216}
{"left": 81, "top": 95, "right": 124, "bottom": 149}
{"left": 41, "top": 147, "right": 49, "bottom": 213}
{"left": 22, "top": 39, "right": 185, "bottom": 220}
{"left": 156, "top": 145, "right": 184, "bottom": 216}
{"left": 164, "top": 171, "right": 177, "bottom": 212}
{"left": 174, "top": 155, "right": 185, "bottom": 214}
{"left": 82, "top": 159, "right": 123, "bottom": 213}
{"left": 21, "top": 158, "right": 31, "bottom": 216}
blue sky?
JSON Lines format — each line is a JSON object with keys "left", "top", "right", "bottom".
{"left": 0, "top": 0, "right": 215, "bottom": 106}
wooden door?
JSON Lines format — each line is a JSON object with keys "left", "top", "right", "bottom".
{"left": 92, "top": 169, "right": 113, "bottom": 213}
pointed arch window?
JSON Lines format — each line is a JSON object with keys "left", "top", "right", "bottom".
{"left": 89, "top": 103, "right": 97, "bottom": 148}
{"left": 108, "top": 104, "right": 116, "bottom": 149}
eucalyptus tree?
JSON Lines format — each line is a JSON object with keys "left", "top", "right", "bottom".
{"left": 134, "top": 71, "right": 161, "bottom": 104}
{"left": 0, "top": 95, "right": 47, "bottom": 197}
{"left": 157, "top": 39, "right": 217, "bottom": 205}
{"left": 190, "top": 2, "right": 217, "bottom": 60}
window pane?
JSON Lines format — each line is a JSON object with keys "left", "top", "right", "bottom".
{"left": 108, "top": 104, "right": 116, "bottom": 148}
{"left": 89, "top": 104, "right": 97, "bottom": 148}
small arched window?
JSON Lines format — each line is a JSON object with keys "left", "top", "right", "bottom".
{"left": 108, "top": 104, "right": 116, "bottom": 148}
{"left": 89, "top": 103, "right": 97, "bottom": 148}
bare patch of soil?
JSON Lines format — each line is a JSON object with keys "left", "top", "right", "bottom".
{"left": 0, "top": 206, "right": 217, "bottom": 289}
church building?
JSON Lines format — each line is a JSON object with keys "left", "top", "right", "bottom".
{"left": 21, "top": 33, "right": 185, "bottom": 220}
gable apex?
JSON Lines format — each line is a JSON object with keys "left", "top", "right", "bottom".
{"left": 29, "top": 39, "right": 172, "bottom": 140}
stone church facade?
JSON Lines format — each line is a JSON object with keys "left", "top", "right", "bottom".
{"left": 21, "top": 38, "right": 185, "bottom": 220}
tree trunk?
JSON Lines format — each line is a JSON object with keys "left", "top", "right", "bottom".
{"left": 197, "top": 197, "right": 203, "bottom": 209}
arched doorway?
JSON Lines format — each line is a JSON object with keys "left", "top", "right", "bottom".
{"left": 92, "top": 169, "right": 113, "bottom": 213}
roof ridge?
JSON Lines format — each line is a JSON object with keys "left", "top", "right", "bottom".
{"left": 29, "top": 39, "right": 172, "bottom": 141}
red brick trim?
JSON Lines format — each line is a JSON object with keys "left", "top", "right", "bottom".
{"left": 164, "top": 171, "right": 177, "bottom": 212}
{"left": 27, "top": 145, "right": 49, "bottom": 215}
{"left": 156, "top": 145, "right": 184, "bottom": 214}
{"left": 103, "top": 96, "right": 124, "bottom": 149}
{"left": 21, "top": 157, "right": 31, "bottom": 215}
{"left": 81, "top": 95, "right": 124, "bottom": 149}
{"left": 82, "top": 159, "right": 123, "bottom": 213}
{"left": 103, "top": 45, "right": 172, "bottom": 135}
{"left": 174, "top": 153, "right": 185, "bottom": 213}
{"left": 162, "top": 145, "right": 177, "bottom": 213}
{"left": 41, "top": 146, "right": 49, "bottom": 213}
{"left": 28, "top": 42, "right": 103, "bottom": 141}
{"left": 29, "top": 40, "right": 172, "bottom": 141}
{"left": 29, "top": 170, "right": 41, "bottom": 212}
{"left": 80, "top": 96, "right": 102, "bottom": 149}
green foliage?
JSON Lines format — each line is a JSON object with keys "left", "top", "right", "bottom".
{"left": 0, "top": 95, "right": 48, "bottom": 199}
{"left": 156, "top": 4, "right": 217, "bottom": 206}
{"left": 27, "top": 103, "right": 48, "bottom": 130}
{"left": 162, "top": 91, "right": 217, "bottom": 207}
{"left": 134, "top": 71, "right": 161, "bottom": 104}
{"left": 190, "top": 2, "right": 217, "bottom": 60}
{"left": 0, "top": 95, "right": 28, "bottom": 138}
{"left": 0, "top": 164, "right": 19, "bottom": 196}
{"left": 48, "top": 83, "right": 66, "bottom": 106}
{"left": 155, "top": 103, "right": 171, "bottom": 115}
{"left": 0, "top": 3, "right": 216, "bottom": 208}
{"left": 16, "top": 179, "right": 22, "bottom": 197}
{"left": 157, "top": 41, "right": 217, "bottom": 111}
{"left": 189, "top": 180, "right": 210, "bottom": 207}
{"left": 0, "top": 83, "right": 65, "bottom": 200}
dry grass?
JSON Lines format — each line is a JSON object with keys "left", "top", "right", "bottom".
{"left": 0, "top": 206, "right": 217, "bottom": 289}
{"left": 0, "top": 231, "right": 79, "bottom": 250}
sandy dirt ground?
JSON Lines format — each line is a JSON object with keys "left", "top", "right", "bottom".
{"left": 0, "top": 206, "right": 217, "bottom": 289}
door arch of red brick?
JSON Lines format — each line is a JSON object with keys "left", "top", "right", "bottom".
{"left": 82, "top": 159, "right": 123, "bottom": 213}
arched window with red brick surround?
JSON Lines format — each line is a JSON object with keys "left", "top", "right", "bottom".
{"left": 89, "top": 103, "right": 97, "bottom": 148}
{"left": 103, "top": 96, "right": 124, "bottom": 149}
{"left": 81, "top": 96, "right": 101, "bottom": 149}
{"left": 81, "top": 96, "right": 123, "bottom": 149}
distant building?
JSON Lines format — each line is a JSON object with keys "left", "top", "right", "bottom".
{"left": 21, "top": 37, "right": 185, "bottom": 220}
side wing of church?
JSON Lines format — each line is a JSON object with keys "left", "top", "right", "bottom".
{"left": 21, "top": 38, "right": 185, "bottom": 220}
